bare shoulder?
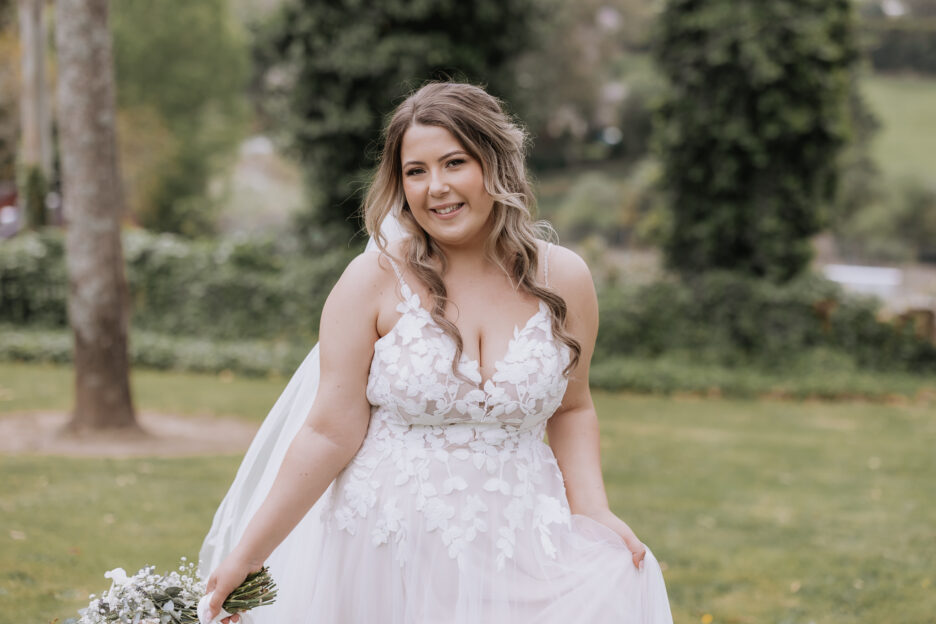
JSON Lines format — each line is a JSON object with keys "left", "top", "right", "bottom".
{"left": 331, "top": 249, "right": 390, "bottom": 296}
{"left": 322, "top": 249, "right": 398, "bottom": 327}
{"left": 541, "top": 242, "right": 595, "bottom": 301}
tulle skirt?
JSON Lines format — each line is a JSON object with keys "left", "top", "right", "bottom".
{"left": 249, "top": 459, "right": 672, "bottom": 623}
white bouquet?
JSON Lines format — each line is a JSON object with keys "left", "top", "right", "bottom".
{"left": 70, "top": 558, "right": 276, "bottom": 624}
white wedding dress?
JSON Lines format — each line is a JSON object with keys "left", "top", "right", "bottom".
{"left": 200, "top": 243, "right": 673, "bottom": 623}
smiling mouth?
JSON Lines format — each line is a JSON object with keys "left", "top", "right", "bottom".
{"left": 431, "top": 203, "right": 464, "bottom": 215}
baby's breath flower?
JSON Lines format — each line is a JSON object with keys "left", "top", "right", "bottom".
{"left": 76, "top": 557, "right": 275, "bottom": 623}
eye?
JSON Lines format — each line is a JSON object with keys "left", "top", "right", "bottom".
{"left": 404, "top": 167, "right": 425, "bottom": 177}
{"left": 446, "top": 158, "right": 465, "bottom": 168}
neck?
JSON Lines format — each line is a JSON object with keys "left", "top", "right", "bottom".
{"left": 437, "top": 234, "right": 502, "bottom": 278}
{"left": 436, "top": 241, "right": 489, "bottom": 271}
{"left": 430, "top": 218, "right": 497, "bottom": 274}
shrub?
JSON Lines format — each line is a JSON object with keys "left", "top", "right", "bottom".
{"left": 0, "top": 229, "right": 68, "bottom": 326}
{"left": 0, "top": 325, "right": 310, "bottom": 377}
{"left": 551, "top": 162, "right": 662, "bottom": 247}
{"left": 4, "top": 229, "right": 935, "bottom": 380}
{"left": 0, "top": 228, "right": 357, "bottom": 340}
{"left": 595, "top": 270, "right": 936, "bottom": 373}
{"left": 588, "top": 351, "right": 934, "bottom": 399}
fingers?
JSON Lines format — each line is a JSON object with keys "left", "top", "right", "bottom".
{"left": 631, "top": 543, "right": 647, "bottom": 570}
{"left": 209, "top": 589, "right": 226, "bottom": 617}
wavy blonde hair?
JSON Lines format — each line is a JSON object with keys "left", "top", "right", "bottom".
{"left": 363, "top": 82, "right": 581, "bottom": 377}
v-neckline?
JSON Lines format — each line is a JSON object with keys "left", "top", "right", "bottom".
{"left": 386, "top": 283, "right": 548, "bottom": 390}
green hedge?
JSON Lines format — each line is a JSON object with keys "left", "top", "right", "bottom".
{"left": 0, "top": 230, "right": 68, "bottom": 326}
{"left": 4, "top": 326, "right": 932, "bottom": 399}
{"left": 0, "top": 325, "right": 309, "bottom": 377}
{"left": 588, "top": 350, "right": 935, "bottom": 399}
{"left": 3, "top": 229, "right": 935, "bottom": 381}
{"left": 0, "top": 228, "right": 358, "bottom": 340}
{"left": 596, "top": 271, "right": 936, "bottom": 373}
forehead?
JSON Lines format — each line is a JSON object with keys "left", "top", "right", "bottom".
{"left": 400, "top": 124, "right": 465, "bottom": 163}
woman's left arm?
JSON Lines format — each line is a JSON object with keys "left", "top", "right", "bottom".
{"left": 544, "top": 245, "right": 646, "bottom": 569}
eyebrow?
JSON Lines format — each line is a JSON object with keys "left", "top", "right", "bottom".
{"left": 402, "top": 150, "right": 467, "bottom": 168}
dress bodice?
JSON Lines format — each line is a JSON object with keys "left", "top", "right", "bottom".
{"left": 366, "top": 269, "right": 571, "bottom": 431}
{"left": 323, "top": 249, "right": 578, "bottom": 572}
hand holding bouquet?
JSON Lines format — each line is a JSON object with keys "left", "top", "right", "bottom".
{"left": 73, "top": 558, "right": 276, "bottom": 624}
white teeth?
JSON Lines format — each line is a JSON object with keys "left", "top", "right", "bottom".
{"left": 435, "top": 203, "right": 461, "bottom": 215}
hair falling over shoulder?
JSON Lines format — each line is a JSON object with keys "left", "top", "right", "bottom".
{"left": 362, "top": 82, "right": 581, "bottom": 377}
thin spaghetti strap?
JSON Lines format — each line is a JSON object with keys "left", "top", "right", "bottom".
{"left": 380, "top": 251, "right": 413, "bottom": 297}
{"left": 383, "top": 252, "right": 404, "bottom": 282}
{"left": 544, "top": 242, "right": 552, "bottom": 287}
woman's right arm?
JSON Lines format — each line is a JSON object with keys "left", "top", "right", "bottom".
{"left": 204, "top": 252, "right": 388, "bottom": 622}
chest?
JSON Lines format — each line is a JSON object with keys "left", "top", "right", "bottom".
{"left": 367, "top": 284, "right": 570, "bottom": 427}
{"left": 379, "top": 277, "right": 544, "bottom": 382}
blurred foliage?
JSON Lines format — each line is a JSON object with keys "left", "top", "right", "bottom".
{"left": 551, "top": 161, "right": 662, "bottom": 247}
{"left": 0, "top": 228, "right": 358, "bottom": 340}
{"left": 4, "top": 229, "right": 935, "bottom": 380}
{"left": 828, "top": 79, "right": 882, "bottom": 237}
{"left": 554, "top": 172, "right": 624, "bottom": 242}
{"left": 588, "top": 350, "right": 936, "bottom": 398}
{"left": 110, "top": 0, "right": 250, "bottom": 236}
{"left": 653, "top": 0, "right": 861, "bottom": 281}
{"left": 860, "top": 0, "right": 936, "bottom": 74}
{"left": 251, "top": 0, "right": 549, "bottom": 243}
{"left": 511, "top": 1, "right": 663, "bottom": 169}
{"left": 831, "top": 73, "right": 936, "bottom": 264}
{"left": 837, "top": 176, "right": 936, "bottom": 262}
{"left": 21, "top": 165, "right": 46, "bottom": 228}
{"left": 0, "top": 325, "right": 309, "bottom": 377}
{"left": 0, "top": 228, "right": 66, "bottom": 325}
{"left": 594, "top": 270, "right": 936, "bottom": 373}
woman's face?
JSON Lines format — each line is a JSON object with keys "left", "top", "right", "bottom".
{"left": 400, "top": 123, "right": 494, "bottom": 250}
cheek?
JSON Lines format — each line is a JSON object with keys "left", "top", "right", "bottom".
{"left": 402, "top": 180, "right": 422, "bottom": 206}
{"left": 471, "top": 175, "right": 493, "bottom": 207}
{"left": 463, "top": 168, "right": 489, "bottom": 200}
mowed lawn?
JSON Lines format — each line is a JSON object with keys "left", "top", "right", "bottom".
{"left": 1, "top": 363, "right": 934, "bottom": 623}
{"left": 864, "top": 73, "right": 936, "bottom": 183}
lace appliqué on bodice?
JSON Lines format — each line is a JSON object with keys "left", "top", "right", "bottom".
{"left": 322, "top": 254, "right": 573, "bottom": 570}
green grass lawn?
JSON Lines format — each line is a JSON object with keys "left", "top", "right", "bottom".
{"left": 1, "top": 364, "right": 935, "bottom": 623}
{"left": 0, "top": 361, "right": 285, "bottom": 423}
{"left": 864, "top": 73, "right": 936, "bottom": 183}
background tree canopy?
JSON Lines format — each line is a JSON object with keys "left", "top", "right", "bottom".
{"left": 111, "top": 0, "right": 250, "bottom": 236}
{"left": 654, "top": 0, "right": 861, "bottom": 282}
{"left": 251, "top": 0, "right": 551, "bottom": 245}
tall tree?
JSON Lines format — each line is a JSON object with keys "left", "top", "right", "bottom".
{"left": 0, "top": 2, "right": 18, "bottom": 186}
{"left": 55, "top": 0, "right": 137, "bottom": 432}
{"left": 253, "top": 0, "right": 546, "bottom": 245}
{"left": 17, "top": 0, "right": 53, "bottom": 227}
{"left": 654, "top": 0, "right": 861, "bottom": 281}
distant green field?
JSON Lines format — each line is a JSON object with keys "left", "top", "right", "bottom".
{"left": 1, "top": 364, "right": 935, "bottom": 623}
{"left": 863, "top": 73, "right": 936, "bottom": 183}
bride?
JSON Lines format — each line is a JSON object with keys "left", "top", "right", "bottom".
{"left": 200, "top": 82, "right": 672, "bottom": 623}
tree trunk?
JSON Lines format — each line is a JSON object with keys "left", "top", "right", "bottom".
{"left": 1, "top": 4, "right": 21, "bottom": 184}
{"left": 17, "top": 0, "right": 52, "bottom": 173}
{"left": 55, "top": 0, "right": 138, "bottom": 432}
{"left": 18, "top": 0, "right": 53, "bottom": 226}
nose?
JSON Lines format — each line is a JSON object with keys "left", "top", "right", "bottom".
{"left": 428, "top": 170, "right": 449, "bottom": 197}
